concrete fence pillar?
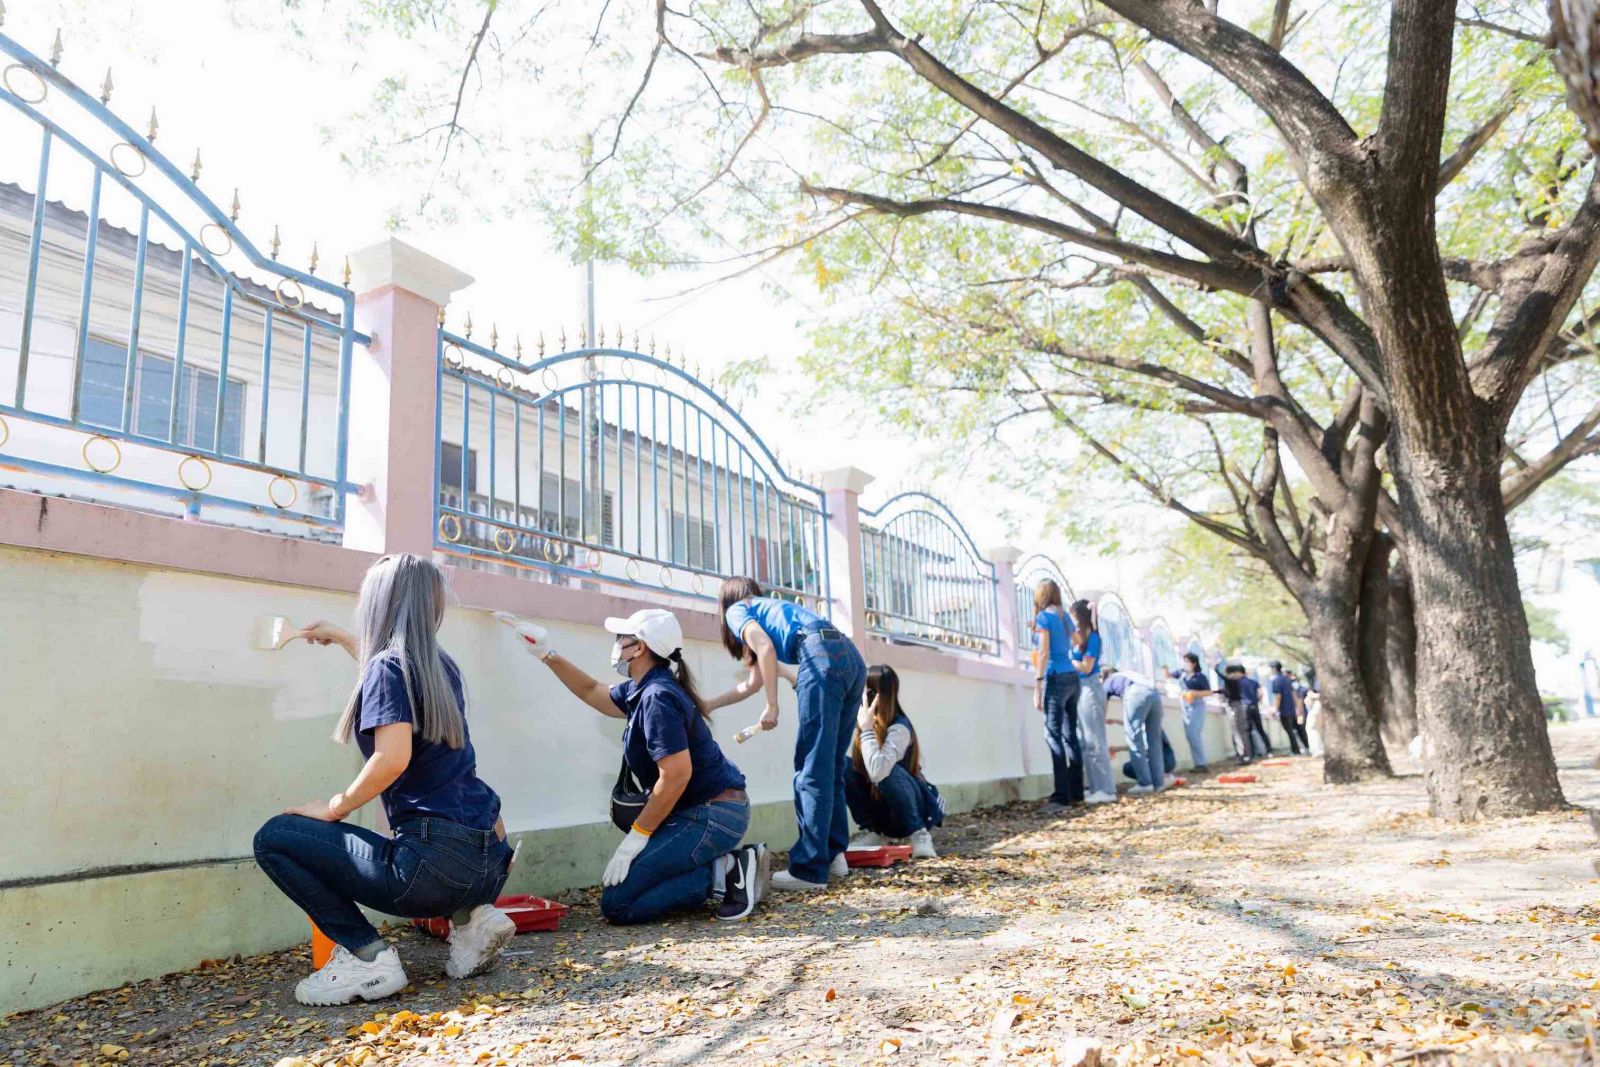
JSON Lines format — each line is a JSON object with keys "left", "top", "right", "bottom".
{"left": 343, "top": 238, "right": 474, "bottom": 556}
{"left": 987, "top": 544, "right": 1024, "bottom": 667}
{"left": 820, "top": 466, "right": 875, "bottom": 640}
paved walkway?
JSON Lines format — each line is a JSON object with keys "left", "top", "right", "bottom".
{"left": 4, "top": 722, "right": 1598, "bottom": 1067}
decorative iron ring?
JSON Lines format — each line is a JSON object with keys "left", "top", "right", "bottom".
{"left": 267, "top": 475, "right": 298, "bottom": 510}
{"left": 81, "top": 434, "right": 122, "bottom": 473}
{"left": 866, "top": 611, "right": 880, "bottom": 629}
{"left": 0, "top": 413, "right": 8, "bottom": 449}
{"left": 620, "top": 359, "right": 634, "bottom": 381}
{"left": 625, "top": 559, "right": 642, "bottom": 582}
{"left": 654, "top": 363, "right": 668, "bottom": 386}
{"left": 438, "top": 514, "right": 463, "bottom": 543}
{"left": 2, "top": 64, "right": 46, "bottom": 105}
{"left": 443, "top": 343, "right": 465, "bottom": 371}
{"left": 199, "top": 223, "right": 233, "bottom": 258}
{"left": 495, "top": 366, "right": 516, "bottom": 391}
{"left": 583, "top": 547, "right": 603, "bottom": 572}
{"left": 178, "top": 454, "right": 213, "bottom": 492}
{"left": 543, "top": 538, "right": 563, "bottom": 564}
{"left": 275, "top": 278, "right": 305, "bottom": 309}
{"left": 493, "top": 527, "right": 516, "bottom": 553}
{"left": 542, "top": 368, "right": 559, "bottom": 392}
{"left": 583, "top": 358, "right": 600, "bottom": 383}
{"left": 658, "top": 566, "right": 673, "bottom": 588}
{"left": 110, "top": 142, "right": 147, "bottom": 179}
{"left": 690, "top": 573, "right": 705, "bottom": 596}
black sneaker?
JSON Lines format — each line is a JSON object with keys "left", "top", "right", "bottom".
{"left": 716, "top": 844, "right": 768, "bottom": 921}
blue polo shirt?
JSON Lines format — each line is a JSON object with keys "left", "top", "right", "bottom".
{"left": 1176, "top": 669, "right": 1211, "bottom": 700}
{"left": 611, "top": 666, "right": 745, "bottom": 812}
{"left": 724, "top": 597, "right": 826, "bottom": 665}
{"left": 1269, "top": 674, "right": 1296, "bottom": 715}
{"left": 1033, "top": 607, "right": 1075, "bottom": 676}
{"left": 1237, "top": 676, "right": 1262, "bottom": 706}
{"left": 355, "top": 651, "right": 502, "bottom": 832}
{"left": 1072, "top": 631, "right": 1102, "bottom": 679}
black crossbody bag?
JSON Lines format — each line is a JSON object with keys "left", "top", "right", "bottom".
{"left": 610, "top": 755, "right": 648, "bottom": 833}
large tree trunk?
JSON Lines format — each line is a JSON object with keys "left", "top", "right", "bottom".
{"left": 1357, "top": 530, "right": 1402, "bottom": 749}
{"left": 1305, "top": 592, "right": 1393, "bottom": 782}
{"left": 1391, "top": 431, "right": 1567, "bottom": 817}
{"left": 1384, "top": 551, "right": 1420, "bottom": 749}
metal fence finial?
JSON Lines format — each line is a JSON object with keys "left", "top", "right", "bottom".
{"left": 269, "top": 225, "right": 281, "bottom": 260}
{"left": 190, "top": 149, "right": 202, "bottom": 183}
{"left": 50, "top": 29, "right": 63, "bottom": 68}
{"left": 559, "top": 326, "right": 567, "bottom": 350}
{"left": 463, "top": 313, "right": 474, "bottom": 339}
{"left": 308, "top": 242, "right": 319, "bottom": 276}
{"left": 538, "top": 332, "right": 546, "bottom": 357}
{"left": 438, "top": 306, "right": 446, "bottom": 327}
{"left": 597, "top": 325, "right": 605, "bottom": 347}
{"left": 515, "top": 334, "right": 524, "bottom": 361}
{"left": 229, "top": 189, "right": 241, "bottom": 223}
{"left": 100, "top": 68, "right": 113, "bottom": 105}
{"left": 342, "top": 256, "right": 351, "bottom": 288}
{"left": 615, "top": 324, "right": 623, "bottom": 349}
{"left": 146, "top": 107, "right": 158, "bottom": 144}
{"left": 663, "top": 340, "right": 672, "bottom": 363}
{"left": 648, "top": 334, "right": 656, "bottom": 356}
{"left": 632, "top": 329, "right": 640, "bottom": 349}
{"left": 490, "top": 323, "right": 500, "bottom": 350}
{"left": 0, "top": 3, "right": 8, "bottom": 29}
{"left": 578, "top": 323, "right": 588, "bottom": 348}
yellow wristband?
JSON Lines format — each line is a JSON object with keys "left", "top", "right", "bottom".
{"left": 632, "top": 821, "right": 654, "bottom": 837}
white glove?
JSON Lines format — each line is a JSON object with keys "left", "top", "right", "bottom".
{"left": 494, "top": 611, "right": 555, "bottom": 660}
{"left": 603, "top": 828, "right": 651, "bottom": 887}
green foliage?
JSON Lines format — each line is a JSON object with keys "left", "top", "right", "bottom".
{"left": 1525, "top": 600, "right": 1572, "bottom": 655}
{"left": 1156, "top": 523, "right": 1310, "bottom": 663}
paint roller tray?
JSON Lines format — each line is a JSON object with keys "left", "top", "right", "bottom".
{"left": 411, "top": 895, "right": 570, "bottom": 939}
{"left": 844, "top": 844, "right": 913, "bottom": 868}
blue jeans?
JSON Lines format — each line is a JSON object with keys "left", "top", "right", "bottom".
{"left": 1123, "top": 736, "right": 1177, "bottom": 785}
{"left": 600, "top": 798, "right": 748, "bottom": 924}
{"left": 1077, "top": 674, "right": 1116, "bottom": 796}
{"left": 1181, "top": 699, "right": 1209, "bottom": 769}
{"left": 253, "top": 814, "right": 512, "bottom": 952}
{"left": 1041, "top": 672, "right": 1084, "bottom": 804}
{"left": 1124, "top": 686, "right": 1166, "bottom": 791}
{"left": 790, "top": 632, "right": 867, "bottom": 883}
{"left": 845, "top": 764, "right": 929, "bottom": 838}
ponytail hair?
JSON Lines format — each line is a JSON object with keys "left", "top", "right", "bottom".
{"left": 718, "top": 575, "right": 764, "bottom": 662}
{"left": 1069, "top": 598, "right": 1097, "bottom": 649}
{"left": 665, "top": 648, "right": 711, "bottom": 722}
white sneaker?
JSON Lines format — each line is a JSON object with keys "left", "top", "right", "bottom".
{"left": 849, "top": 831, "right": 887, "bottom": 849}
{"left": 1127, "top": 784, "right": 1155, "bottom": 796}
{"left": 446, "top": 905, "right": 517, "bottom": 979}
{"left": 830, "top": 852, "right": 850, "bottom": 879}
{"left": 909, "top": 829, "right": 937, "bottom": 859}
{"left": 1163, "top": 775, "right": 1177, "bottom": 786}
{"left": 1085, "top": 791, "right": 1118, "bottom": 805}
{"left": 772, "top": 869, "right": 829, "bottom": 892}
{"left": 294, "top": 944, "right": 407, "bottom": 1006}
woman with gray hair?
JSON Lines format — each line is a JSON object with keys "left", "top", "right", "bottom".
{"left": 253, "top": 554, "right": 515, "bottom": 1006}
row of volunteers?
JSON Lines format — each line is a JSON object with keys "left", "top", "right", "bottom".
{"left": 251, "top": 555, "right": 942, "bottom": 1007}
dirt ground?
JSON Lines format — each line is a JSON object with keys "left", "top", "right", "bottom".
{"left": 5, "top": 721, "right": 1599, "bottom": 1067}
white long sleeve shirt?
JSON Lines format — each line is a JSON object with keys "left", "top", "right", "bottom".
{"left": 857, "top": 723, "right": 914, "bottom": 784}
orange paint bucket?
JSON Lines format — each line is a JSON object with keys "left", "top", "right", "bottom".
{"left": 310, "top": 920, "right": 335, "bottom": 969}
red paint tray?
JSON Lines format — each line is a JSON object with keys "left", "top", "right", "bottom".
{"left": 844, "top": 844, "right": 913, "bottom": 868}
{"left": 411, "top": 894, "right": 570, "bottom": 939}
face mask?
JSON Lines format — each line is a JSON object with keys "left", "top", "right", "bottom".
{"left": 610, "top": 639, "right": 636, "bottom": 678}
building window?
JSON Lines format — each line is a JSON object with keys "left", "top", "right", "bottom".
{"left": 671, "top": 512, "right": 718, "bottom": 569}
{"left": 439, "top": 442, "right": 478, "bottom": 495}
{"left": 79, "top": 337, "right": 246, "bottom": 456}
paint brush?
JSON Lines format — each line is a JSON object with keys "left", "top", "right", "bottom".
{"left": 251, "top": 615, "right": 305, "bottom": 651}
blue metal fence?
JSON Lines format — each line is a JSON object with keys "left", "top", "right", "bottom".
{"left": 1147, "top": 616, "right": 1182, "bottom": 677}
{"left": 0, "top": 30, "right": 362, "bottom": 533}
{"left": 1096, "top": 592, "right": 1140, "bottom": 672}
{"left": 433, "top": 326, "right": 830, "bottom": 612}
{"left": 1013, "top": 552, "right": 1074, "bottom": 654}
{"left": 860, "top": 492, "right": 998, "bottom": 654}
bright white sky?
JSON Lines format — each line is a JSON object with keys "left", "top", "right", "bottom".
{"left": 4, "top": 1, "right": 1190, "bottom": 629}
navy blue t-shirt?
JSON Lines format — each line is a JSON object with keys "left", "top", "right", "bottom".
{"left": 1269, "top": 674, "right": 1296, "bottom": 715}
{"left": 1237, "top": 676, "right": 1262, "bottom": 706}
{"left": 610, "top": 666, "right": 746, "bottom": 813}
{"left": 1176, "top": 669, "right": 1211, "bottom": 697}
{"left": 355, "top": 651, "right": 502, "bottom": 832}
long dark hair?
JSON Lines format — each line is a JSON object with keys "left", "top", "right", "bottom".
{"left": 653, "top": 648, "right": 710, "bottom": 722}
{"left": 1069, "top": 598, "right": 1097, "bottom": 650}
{"left": 853, "top": 665, "right": 921, "bottom": 788}
{"left": 718, "top": 575, "right": 764, "bottom": 662}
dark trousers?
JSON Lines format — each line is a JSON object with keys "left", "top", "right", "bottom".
{"left": 599, "top": 799, "right": 747, "bottom": 924}
{"left": 845, "top": 764, "right": 929, "bottom": 838}
{"left": 790, "top": 633, "right": 868, "bottom": 883}
{"left": 1280, "top": 712, "right": 1311, "bottom": 754}
{"left": 1243, "top": 703, "right": 1272, "bottom": 756}
{"left": 254, "top": 814, "right": 512, "bottom": 953}
{"left": 1041, "top": 672, "right": 1085, "bottom": 804}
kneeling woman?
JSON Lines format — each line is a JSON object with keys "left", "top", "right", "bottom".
{"left": 519, "top": 608, "right": 767, "bottom": 923}
{"left": 846, "top": 666, "right": 941, "bottom": 858}
{"left": 254, "top": 554, "right": 516, "bottom": 1006}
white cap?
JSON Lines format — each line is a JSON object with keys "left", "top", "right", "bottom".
{"left": 604, "top": 608, "right": 684, "bottom": 659}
